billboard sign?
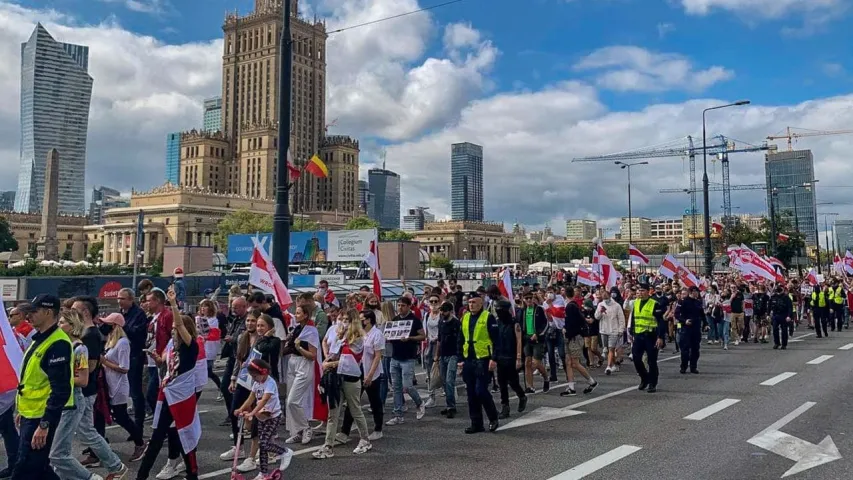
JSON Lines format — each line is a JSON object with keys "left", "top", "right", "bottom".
{"left": 227, "top": 230, "right": 376, "bottom": 264}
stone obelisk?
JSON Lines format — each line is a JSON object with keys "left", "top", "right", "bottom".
{"left": 36, "top": 148, "right": 60, "bottom": 261}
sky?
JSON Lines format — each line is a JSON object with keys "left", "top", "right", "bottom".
{"left": 2, "top": 0, "right": 853, "bottom": 245}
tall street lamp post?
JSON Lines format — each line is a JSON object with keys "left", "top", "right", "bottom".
{"left": 615, "top": 161, "right": 649, "bottom": 249}
{"left": 273, "top": 0, "right": 294, "bottom": 281}
{"left": 702, "top": 100, "right": 750, "bottom": 277}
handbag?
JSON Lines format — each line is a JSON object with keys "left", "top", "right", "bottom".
{"left": 429, "top": 361, "right": 442, "bottom": 391}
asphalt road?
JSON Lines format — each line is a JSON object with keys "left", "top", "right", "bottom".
{"left": 77, "top": 327, "right": 853, "bottom": 480}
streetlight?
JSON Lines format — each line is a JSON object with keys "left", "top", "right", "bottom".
{"left": 702, "top": 100, "right": 750, "bottom": 277}
{"left": 615, "top": 161, "right": 649, "bottom": 248}
{"left": 546, "top": 236, "right": 556, "bottom": 273}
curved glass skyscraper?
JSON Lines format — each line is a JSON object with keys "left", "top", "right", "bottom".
{"left": 16, "top": 24, "right": 93, "bottom": 215}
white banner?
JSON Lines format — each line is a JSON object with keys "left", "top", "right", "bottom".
{"left": 328, "top": 229, "right": 377, "bottom": 261}
{"left": 314, "top": 274, "right": 345, "bottom": 286}
{"left": 0, "top": 279, "right": 18, "bottom": 302}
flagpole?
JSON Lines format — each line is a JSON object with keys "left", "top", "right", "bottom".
{"left": 273, "top": 0, "right": 294, "bottom": 284}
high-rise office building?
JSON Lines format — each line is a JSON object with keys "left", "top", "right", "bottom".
{"left": 358, "top": 180, "right": 371, "bottom": 213}
{"left": 650, "top": 218, "right": 683, "bottom": 240}
{"left": 88, "top": 186, "right": 129, "bottom": 224}
{"left": 566, "top": 219, "right": 597, "bottom": 240}
{"left": 203, "top": 96, "right": 222, "bottom": 133}
{"left": 451, "top": 142, "right": 484, "bottom": 221}
{"left": 165, "top": 132, "right": 181, "bottom": 184}
{"left": 765, "top": 150, "right": 817, "bottom": 245}
{"left": 835, "top": 220, "right": 853, "bottom": 253}
{"left": 403, "top": 207, "right": 435, "bottom": 231}
{"left": 620, "top": 217, "right": 652, "bottom": 240}
{"left": 368, "top": 168, "right": 400, "bottom": 229}
{"left": 16, "top": 24, "right": 93, "bottom": 215}
{"left": 0, "top": 191, "right": 15, "bottom": 211}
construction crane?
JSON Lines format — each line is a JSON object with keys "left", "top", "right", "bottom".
{"left": 324, "top": 118, "right": 338, "bottom": 133}
{"left": 766, "top": 126, "right": 853, "bottom": 151}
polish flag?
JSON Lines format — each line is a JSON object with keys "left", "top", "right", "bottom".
{"left": 249, "top": 238, "right": 293, "bottom": 308}
{"left": 629, "top": 244, "right": 649, "bottom": 265}
{"left": 153, "top": 356, "right": 202, "bottom": 453}
{"left": 0, "top": 304, "right": 24, "bottom": 395}
{"left": 576, "top": 266, "right": 601, "bottom": 287}
{"left": 658, "top": 254, "right": 680, "bottom": 279}
{"left": 806, "top": 268, "right": 819, "bottom": 286}
{"left": 365, "top": 240, "right": 383, "bottom": 299}
{"left": 497, "top": 268, "right": 514, "bottom": 301}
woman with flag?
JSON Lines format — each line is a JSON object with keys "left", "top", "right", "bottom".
{"left": 284, "top": 304, "right": 324, "bottom": 445}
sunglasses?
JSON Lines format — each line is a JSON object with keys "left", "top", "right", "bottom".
{"left": 429, "top": 300, "right": 439, "bottom": 304}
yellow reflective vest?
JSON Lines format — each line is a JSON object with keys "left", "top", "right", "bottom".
{"left": 812, "top": 291, "right": 827, "bottom": 308}
{"left": 462, "top": 310, "right": 493, "bottom": 359}
{"left": 633, "top": 298, "right": 658, "bottom": 334}
{"left": 833, "top": 286, "right": 844, "bottom": 305}
{"left": 17, "top": 326, "right": 74, "bottom": 419}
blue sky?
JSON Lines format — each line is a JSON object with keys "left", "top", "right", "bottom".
{"left": 3, "top": 0, "right": 853, "bottom": 240}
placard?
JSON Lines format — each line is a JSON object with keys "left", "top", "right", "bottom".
{"left": 383, "top": 320, "right": 413, "bottom": 341}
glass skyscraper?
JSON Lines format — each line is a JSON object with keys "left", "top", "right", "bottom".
{"left": 835, "top": 220, "right": 853, "bottom": 253}
{"left": 203, "top": 96, "right": 222, "bottom": 133}
{"left": 451, "top": 142, "right": 484, "bottom": 221}
{"left": 765, "top": 150, "right": 817, "bottom": 245}
{"left": 16, "top": 24, "right": 93, "bottom": 215}
{"left": 367, "top": 169, "right": 400, "bottom": 229}
{"left": 165, "top": 132, "right": 181, "bottom": 184}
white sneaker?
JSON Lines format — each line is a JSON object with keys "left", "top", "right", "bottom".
{"left": 236, "top": 457, "right": 258, "bottom": 473}
{"left": 285, "top": 433, "right": 302, "bottom": 444}
{"left": 368, "top": 430, "right": 383, "bottom": 441}
{"left": 90, "top": 475, "right": 104, "bottom": 480}
{"left": 155, "top": 462, "right": 179, "bottom": 480}
{"left": 250, "top": 473, "right": 264, "bottom": 480}
{"left": 279, "top": 448, "right": 294, "bottom": 471}
{"left": 734, "top": 340, "right": 740, "bottom": 346}
{"left": 173, "top": 460, "right": 185, "bottom": 474}
{"left": 352, "top": 439, "right": 372, "bottom": 455}
{"left": 312, "top": 445, "right": 334, "bottom": 459}
{"left": 301, "top": 428, "right": 314, "bottom": 444}
{"left": 605, "top": 367, "right": 612, "bottom": 375}
{"left": 385, "top": 416, "right": 405, "bottom": 426}
{"left": 424, "top": 397, "right": 436, "bottom": 408}
{"left": 219, "top": 445, "right": 245, "bottom": 461}
{"left": 613, "top": 365, "right": 620, "bottom": 372}
{"left": 334, "top": 432, "right": 350, "bottom": 445}
{"left": 416, "top": 403, "right": 426, "bottom": 420}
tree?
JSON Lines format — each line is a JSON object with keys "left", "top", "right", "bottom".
{"left": 213, "top": 210, "right": 273, "bottom": 252}
{"left": 27, "top": 243, "right": 37, "bottom": 258}
{"left": 345, "top": 216, "right": 380, "bottom": 231}
{"left": 380, "top": 229, "right": 414, "bottom": 241}
{"left": 292, "top": 217, "right": 320, "bottom": 232}
{"left": 430, "top": 255, "right": 454, "bottom": 273}
{"left": 148, "top": 254, "right": 163, "bottom": 277}
{"left": 725, "top": 221, "right": 761, "bottom": 247}
{"left": 0, "top": 216, "right": 19, "bottom": 252}
{"left": 762, "top": 213, "right": 805, "bottom": 267}
{"left": 61, "top": 249, "right": 72, "bottom": 261}
{"left": 88, "top": 241, "right": 104, "bottom": 260}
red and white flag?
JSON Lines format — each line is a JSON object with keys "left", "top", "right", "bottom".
{"left": 497, "top": 268, "right": 514, "bottom": 301}
{"left": 766, "top": 257, "right": 785, "bottom": 270}
{"left": 0, "top": 304, "right": 24, "bottom": 395}
{"left": 249, "top": 238, "right": 293, "bottom": 308}
{"left": 727, "top": 245, "right": 743, "bottom": 269}
{"left": 629, "top": 244, "right": 649, "bottom": 265}
{"left": 153, "top": 359, "right": 202, "bottom": 453}
{"left": 844, "top": 251, "right": 853, "bottom": 275}
{"left": 712, "top": 222, "right": 725, "bottom": 234}
{"left": 365, "top": 240, "right": 383, "bottom": 299}
{"left": 738, "top": 244, "right": 783, "bottom": 283}
{"left": 576, "top": 266, "right": 601, "bottom": 287}
{"left": 833, "top": 254, "right": 845, "bottom": 276}
{"left": 777, "top": 233, "right": 790, "bottom": 243}
{"left": 658, "top": 254, "right": 680, "bottom": 279}
{"left": 290, "top": 325, "right": 329, "bottom": 424}
{"left": 806, "top": 268, "right": 819, "bottom": 286}
{"left": 593, "top": 245, "right": 619, "bottom": 289}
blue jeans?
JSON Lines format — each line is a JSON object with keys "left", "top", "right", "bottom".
{"left": 439, "top": 356, "right": 458, "bottom": 409}
{"left": 380, "top": 356, "right": 392, "bottom": 407}
{"left": 706, "top": 314, "right": 719, "bottom": 341}
{"left": 146, "top": 366, "right": 160, "bottom": 413}
{"left": 77, "top": 395, "right": 123, "bottom": 473}
{"left": 424, "top": 342, "right": 437, "bottom": 398}
{"left": 546, "top": 334, "right": 566, "bottom": 379}
{"left": 719, "top": 320, "right": 731, "bottom": 345}
{"left": 49, "top": 389, "right": 90, "bottom": 480}
{"left": 391, "top": 358, "right": 422, "bottom": 417}
{"left": 11, "top": 418, "right": 59, "bottom": 480}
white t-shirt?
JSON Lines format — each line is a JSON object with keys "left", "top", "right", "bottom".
{"left": 324, "top": 323, "right": 342, "bottom": 355}
{"left": 362, "top": 327, "right": 384, "bottom": 381}
{"left": 251, "top": 376, "right": 282, "bottom": 418}
{"left": 105, "top": 337, "right": 130, "bottom": 405}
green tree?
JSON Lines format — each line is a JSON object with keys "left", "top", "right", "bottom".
{"left": 725, "top": 221, "right": 761, "bottom": 247}
{"left": 761, "top": 213, "right": 805, "bottom": 267}
{"left": 380, "top": 229, "right": 414, "bottom": 241}
{"left": 0, "top": 216, "right": 19, "bottom": 252}
{"left": 345, "top": 216, "right": 380, "bottom": 231}
{"left": 88, "top": 241, "right": 104, "bottom": 260}
{"left": 292, "top": 217, "right": 320, "bottom": 232}
{"left": 213, "top": 210, "right": 273, "bottom": 252}
{"left": 430, "top": 255, "right": 454, "bottom": 274}
{"left": 61, "top": 248, "right": 72, "bottom": 261}
{"left": 148, "top": 254, "right": 164, "bottom": 277}
{"left": 27, "top": 243, "right": 37, "bottom": 258}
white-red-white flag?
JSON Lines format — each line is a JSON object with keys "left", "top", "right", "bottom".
{"left": 833, "top": 254, "right": 845, "bottom": 276}
{"left": 659, "top": 254, "right": 680, "bottom": 279}
{"left": 593, "top": 245, "right": 619, "bottom": 289}
{"left": 249, "top": 239, "right": 293, "bottom": 308}
{"left": 738, "top": 244, "right": 783, "bottom": 283}
{"left": 153, "top": 365, "right": 201, "bottom": 453}
{"left": 576, "top": 266, "right": 601, "bottom": 287}
{"left": 365, "top": 240, "right": 383, "bottom": 299}
{"left": 629, "top": 244, "right": 649, "bottom": 266}
{"left": 712, "top": 222, "right": 725, "bottom": 234}
{"left": 766, "top": 257, "right": 785, "bottom": 270}
{"left": 0, "top": 304, "right": 24, "bottom": 395}
{"left": 806, "top": 268, "right": 819, "bottom": 286}
{"left": 844, "top": 251, "right": 853, "bottom": 275}
{"left": 727, "top": 245, "right": 743, "bottom": 269}
{"left": 497, "top": 268, "right": 514, "bottom": 300}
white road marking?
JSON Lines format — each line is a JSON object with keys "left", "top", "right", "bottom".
{"left": 760, "top": 372, "right": 797, "bottom": 386}
{"left": 788, "top": 333, "right": 815, "bottom": 343}
{"left": 806, "top": 355, "right": 834, "bottom": 365}
{"left": 548, "top": 445, "right": 642, "bottom": 480}
{"left": 839, "top": 343, "right": 853, "bottom": 350}
{"left": 198, "top": 444, "right": 323, "bottom": 479}
{"left": 684, "top": 398, "right": 741, "bottom": 421}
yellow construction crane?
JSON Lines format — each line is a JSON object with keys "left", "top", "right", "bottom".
{"left": 766, "top": 126, "right": 853, "bottom": 151}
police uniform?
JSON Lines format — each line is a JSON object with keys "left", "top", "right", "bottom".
{"left": 457, "top": 305, "right": 500, "bottom": 433}
{"left": 829, "top": 284, "right": 845, "bottom": 332}
{"left": 12, "top": 294, "right": 73, "bottom": 480}
{"left": 811, "top": 287, "right": 829, "bottom": 338}
{"left": 631, "top": 286, "right": 667, "bottom": 393}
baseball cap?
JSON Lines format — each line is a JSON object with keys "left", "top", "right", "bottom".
{"left": 439, "top": 301, "right": 455, "bottom": 313}
{"left": 101, "top": 312, "right": 126, "bottom": 327}
{"left": 31, "top": 294, "right": 60, "bottom": 314}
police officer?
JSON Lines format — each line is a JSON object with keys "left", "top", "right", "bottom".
{"left": 677, "top": 286, "right": 704, "bottom": 374}
{"left": 770, "top": 285, "right": 794, "bottom": 350}
{"left": 457, "top": 294, "right": 500, "bottom": 433}
{"left": 830, "top": 280, "right": 845, "bottom": 332}
{"left": 12, "top": 294, "right": 73, "bottom": 480}
{"left": 630, "top": 284, "right": 666, "bottom": 393}
{"left": 812, "top": 283, "right": 829, "bottom": 338}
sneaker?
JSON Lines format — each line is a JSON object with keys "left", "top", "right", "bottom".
{"left": 81, "top": 455, "right": 101, "bottom": 468}
{"left": 613, "top": 365, "right": 620, "bottom": 372}
{"left": 605, "top": 367, "right": 612, "bottom": 375}
{"left": 0, "top": 467, "right": 11, "bottom": 480}
{"left": 154, "top": 462, "right": 179, "bottom": 480}
{"left": 424, "top": 397, "right": 436, "bottom": 408}
{"left": 723, "top": 345, "right": 728, "bottom": 350}
{"left": 334, "top": 433, "right": 350, "bottom": 445}
{"left": 385, "top": 416, "right": 405, "bottom": 426}
{"left": 583, "top": 382, "right": 598, "bottom": 394}
{"left": 91, "top": 475, "right": 104, "bottom": 480}
{"left": 279, "top": 448, "right": 294, "bottom": 471}
{"left": 353, "top": 439, "right": 373, "bottom": 455}
{"left": 216, "top": 393, "right": 224, "bottom": 401}
{"left": 250, "top": 473, "right": 265, "bottom": 480}
{"left": 301, "top": 428, "right": 314, "bottom": 445}
{"left": 236, "top": 457, "right": 258, "bottom": 473}
{"left": 312, "top": 445, "right": 334, "bottom": 459}
{"left": 220, "top": 445, "right": 245, "bottom": 461}
{"left": 524, "top": 387, "right": 535, "bottom": 394}
{"left": 285, "top": 433, "right": 302, "bottom": 444}
{"left": 416, "top": 403, "right": 426, "bottom": 420}
{"left": 543, "top": 380, "right": 550, "bottom": 393}
{"left": 707, "top": 340, "right": 713, "bottom": 345}
{"left": 368, "top": 430, "right": 384, "bottom": 441}
{"left": 130, "top": 444, "right": 147, "bottom": 462}
{"left": 734, "top": 340, "right": 740, "bottom": 346}
{"left": 104, "top": 465, "right": 129, "bottom": 480}
{"left": 559, "top": 388, "right": 577, "bottom": 397}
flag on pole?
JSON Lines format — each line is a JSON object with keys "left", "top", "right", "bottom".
{"left": 658, "top": 254, "right": 680, "bottom": 279}
{"left": 497, "top": 268, "right": 514, "bottom": 301}
{"left": 305, "top": 154, "right": 330, "bottom": 178}
{"left": 593, "top": 245, "right": 618, "bottom": 289}
{"left": 0, "top": 304, "right": 24, "bottom": 395}
{"left": 777, "top": 233, "right": 790, "bottom": 243}
{"left": 843, "top": 250, "right": 853, "bottom": 275}
{"left": 576, "top": 266, "right": 601, "bottom": 287}
{"left": 806, "top": 268, "right": 819, "bottom": 286}
{"left": 712, "top": 222, "right": 724, "bottom": 234}
{"left": 286, "top": 148, "right": 301, "bottom": 181}
{"left": 249, "top": 238, "right": 293, "bottom": 308}
{"left": 628, "top": 244, "right": 649, "bottom": 265}
{"left": 365, "top": 240, "right": 383, "bottom": 299}
{"left": 766, "top": 257, "right": 785, "bottom": 270}
{"left": 833, "top": 254, "right": 845, "bottom": 276}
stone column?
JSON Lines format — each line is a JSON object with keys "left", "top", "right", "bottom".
{"left": 143, "top": 231, "right": 151, "bottom": 266}
{"left": 130, "top": 231, "right": 137, "bottom": 265}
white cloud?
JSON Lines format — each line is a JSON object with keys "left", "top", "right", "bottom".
{"left": 657, "top": 22, "right": 675, "bottom": 38}
{"left": 680, "top": 0, "right": 842, "bottom": 18}
{"left": 97, "top": 0, "right": 171, "bottom": 15}
{"left": 443, "top": 22, "right": 481, "bottom": 50}
{"left": 574, "top": 46, "right": 734, "bottom": 92}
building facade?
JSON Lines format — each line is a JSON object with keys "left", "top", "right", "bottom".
{"left": 835, "top": 220, "right": 853, "bottom": 254}
{"left": 16, "top": 24, "right": 93, "bottom": 215}
{"left": 0, "top": 191, "right": 15, "bottom": 211}
{"left": 165, "top": 132, "right": 181, "bottom": 185}
{"left": 3, "top": 211, "right": 89, "bottom": 261}
{"left": 620, "top": 217, "right": 652, "bottom": 240}
{"left": 566, "top": 219, "right": 597, "bottom": 240}
{"left": 203, "top": 96, "right": 223, "bottom": 133}
{"left": 317, "top": 136, "right": 359, "bottom": 214}
{"left": 766, "top": 150, "right": 817, "bottom": 245}
{"left": 358, "top": 179, "right": 371, "bottom": 214}
{"left": 402, "top": 207, "right": 435, "bottom": 231}
{"left": 451, "top": 142, "right": 484, "bottom": 221}
{"left": 412, "top": 221, "right": 520, "bottom": 264}
{"left": 88, "top": 186, "right": 128, "bottom": 225}
{"left": 367, "top": 168, "right": 400, "bottom": 229}
{"left": 650, "top": 218, "right": 683, "bottom": 241}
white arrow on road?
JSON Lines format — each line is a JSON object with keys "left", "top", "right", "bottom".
{"left": 499, "top": 406, "right": 585, "bottom": 430}
{"left": 789, "top": 333, "right": 815, "bottom": 343}
{"left": 747, "top": 402, "right": 842, "bottom": 478}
